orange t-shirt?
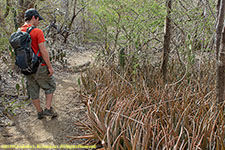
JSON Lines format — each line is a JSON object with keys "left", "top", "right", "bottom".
{"left": 20, "top": 24, "right": 46, "bottom": 65}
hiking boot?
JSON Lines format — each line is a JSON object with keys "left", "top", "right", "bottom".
{"left": 44, "top": 107, "right": 58, "bottom": 118}
{"left": 37, "top": 110, "right": 45, "bottom": 119}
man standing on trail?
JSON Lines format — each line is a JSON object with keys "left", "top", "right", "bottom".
{"left": 20, "top": 8, "right": 57, "bottom": 119}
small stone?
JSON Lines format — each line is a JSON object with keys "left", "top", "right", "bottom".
{"left": 67, "top": 87, "right": 74, "bottom": 91}
{"left": 2, "top": 133, "right": 13, "bottom": 137}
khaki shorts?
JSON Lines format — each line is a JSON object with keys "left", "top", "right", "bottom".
{"left": 25, "top": 65, "right": 56, "bottom": 100}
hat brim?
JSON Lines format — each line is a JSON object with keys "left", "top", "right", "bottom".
{"left": 38, "top": 15, "right": 44, "bottom": 21}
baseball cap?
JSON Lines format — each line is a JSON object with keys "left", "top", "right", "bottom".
{"left": 24, "top": 9, "right": 44, "bottom": 21}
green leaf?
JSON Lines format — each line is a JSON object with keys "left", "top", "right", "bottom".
{"left": 16, "top": 84, "right": 20, "bottom": 95}
{"left": 188, "top": 34, "right": 191, "bottom": 40}
{"left": 78, "top": 78, "right": 81, "bottom": 86}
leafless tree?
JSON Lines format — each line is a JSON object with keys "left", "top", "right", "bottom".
{"left": 216, "top": 0, "right": 223, "bottom": 60}
{"left": 161, "top": 0, "right": 172, "bottom": 83}
{"left": 17, "top": 0, "right": 36, "bottom": 27}
{"left": 61, "top": 0, "right": 69, "bottom": 22}
{"left": 216, "top": 0, "right": 225, "bottom": 104}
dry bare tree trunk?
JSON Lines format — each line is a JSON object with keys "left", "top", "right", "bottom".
{"left": 4, "top": 0, "right": 11, "bottom": 18}
{"left": 63, "top": 0, "right": 78, "bottom": 43}
{"left": 0, "top": 0, "right": 11, "bottom": 23}
{"left": 61, "top": 0, "right": 69, "bottom": 22}
{"left": 217, "top": 0, "right": 221, "bottom": 17}
{"left": 17, "top": 0, "right": 36, "bottom": 27}
{"left": 216, "top": 0, "right": 222, "bottom": 60}
{"left": 0, "top": 0, "right": 12, "bottom": 34}
{"left": 216, "top": 0, "right": 225, "bottom": 104}
{"left": 161, "top": 0, "right": 172, "bottom": 83}
{"left": 82, "top": 0, "right": 87, "bottom": 43}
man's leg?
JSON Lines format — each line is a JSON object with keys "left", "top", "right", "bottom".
{"left": 45, "top": 93, "right": 53, "bottom": 109}
{"left": 32, "top": 99, "right": 42, "bottom": 112}
{"left": 25, "top": 74, "right": 42, "bottom": 118}
{"left": 44, "top": 93, "right": 57, "bottom": 117}
{"left": 32, "top": 98, "right": 45, "bottom": 119}
{"left": 37, "top": 65, "right": 57, "bottom": 117}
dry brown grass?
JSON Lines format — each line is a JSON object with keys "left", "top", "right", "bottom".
{"left": 73, "top": 59, "right": 224, "bottom": 150}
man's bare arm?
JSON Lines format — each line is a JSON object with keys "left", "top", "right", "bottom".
{"left": 38, "top": 42, "right": 53, "bottom": 76}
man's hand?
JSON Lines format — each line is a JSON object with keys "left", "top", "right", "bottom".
{"left": 48, "top": 67, "right": 54, "bottom": 76}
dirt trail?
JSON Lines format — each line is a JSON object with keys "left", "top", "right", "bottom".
{"left": 0, "top": 51, "right": 94, "bottom": 147}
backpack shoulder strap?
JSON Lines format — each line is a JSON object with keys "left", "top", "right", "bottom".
{"left": 26, "top": 26, "right": 40, "bottom": 56}
{"left": 26, "top": 26, "right": 36, "bottom": 34}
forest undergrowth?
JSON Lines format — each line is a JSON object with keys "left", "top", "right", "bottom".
{"left": 77, "top": 56, "right": 224, "bottom": 149}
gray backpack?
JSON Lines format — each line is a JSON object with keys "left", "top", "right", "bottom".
{"left": 9, "top": 26, "right": 40, "bottom": 75}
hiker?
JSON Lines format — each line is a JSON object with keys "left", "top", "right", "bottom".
{"left": 20, "top": 8, "right": 57, "bottom": 119}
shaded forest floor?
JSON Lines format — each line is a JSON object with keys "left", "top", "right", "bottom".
{"left": 0, "top": 50, "right": 95, "bottom": 147}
